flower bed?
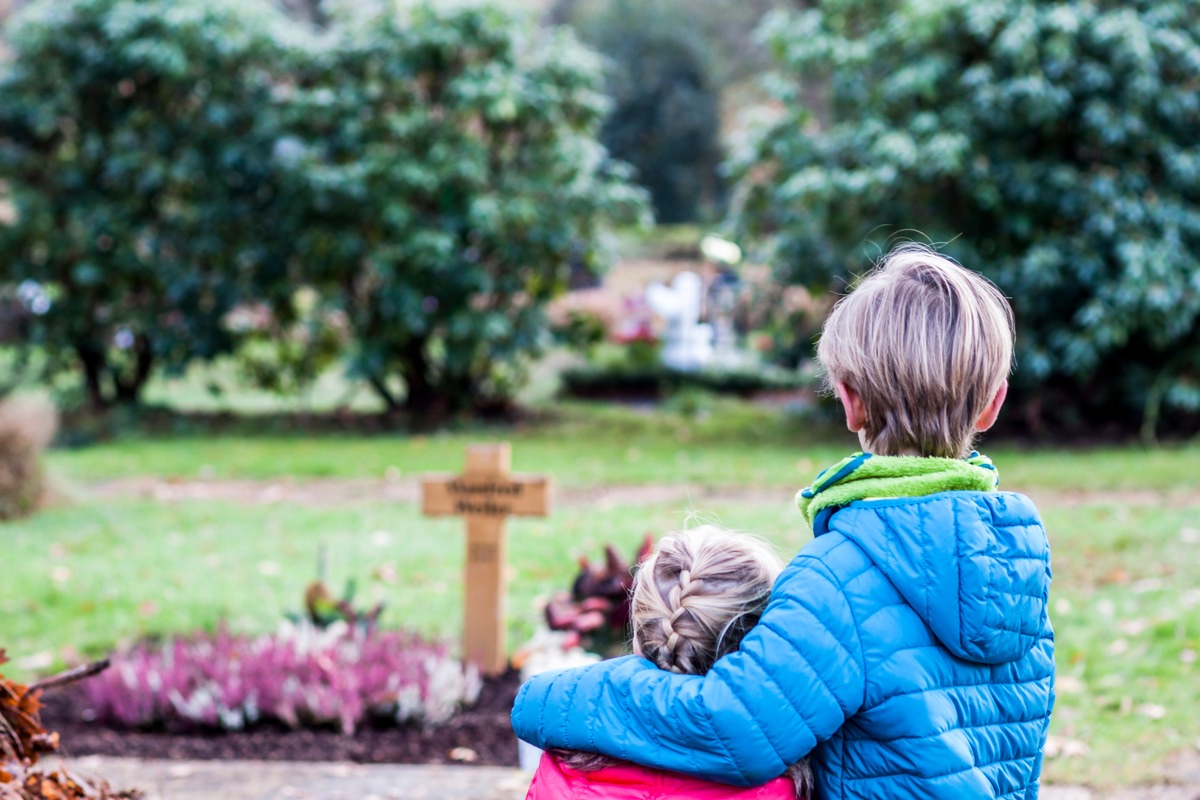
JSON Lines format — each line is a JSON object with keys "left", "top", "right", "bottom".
{"left": 82, "top": 623, "right": 481, "bottom": 736}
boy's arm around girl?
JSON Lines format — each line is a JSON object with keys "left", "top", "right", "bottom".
{"left": 513, "top": 544, "right": 867, "bottom": 787}
{"left": 512, "top": 491, "right": 1055, "bottom": 797}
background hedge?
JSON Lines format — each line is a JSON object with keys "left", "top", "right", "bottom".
{"left": 732, "top": 0, "right": 1200, "bottom": 434}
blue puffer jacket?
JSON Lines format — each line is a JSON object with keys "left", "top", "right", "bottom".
{"left": 512, "top": 491, "right": 1055, "bottom": 799}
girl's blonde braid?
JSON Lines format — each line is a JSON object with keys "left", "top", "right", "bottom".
{"left": 654, "top": 566, "right": 704, "bottom": 674}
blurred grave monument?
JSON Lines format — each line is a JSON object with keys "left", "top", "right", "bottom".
{"left": 645, "top": 271, "right": 713, "bottom": 371}
{"left": 701, "top": 234, "right": 746, "bottom": 367}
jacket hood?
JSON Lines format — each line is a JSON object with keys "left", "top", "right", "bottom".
{"left": 829, "top": 491, "right": 1051, "bottom": 665}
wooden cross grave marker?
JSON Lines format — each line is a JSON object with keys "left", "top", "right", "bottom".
{"left": 421, "top": 443, "right": 550, "bottom": 675}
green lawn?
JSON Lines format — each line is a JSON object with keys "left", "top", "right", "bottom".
{"left": 47, "top": 401, "right": 1200, "bottom": 494}
{"left": 7, "top": 402, "right": 1200, "bottom": 788}
{"left": 1, "top": 496, "right": 806, "bottom": 673}
{"left": 1041, "top": 503, "right": 1200, "bottom": 785}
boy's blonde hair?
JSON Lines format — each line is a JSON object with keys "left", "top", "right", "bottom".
{"left": 817, "top": 245, "right": 1014, "bottom": 458}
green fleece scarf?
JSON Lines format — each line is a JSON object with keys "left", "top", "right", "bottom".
{"left": 795, "top": 451, "right": 1000, "bottom": 531}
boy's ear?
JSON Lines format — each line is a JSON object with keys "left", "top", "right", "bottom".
{"left": 835, "top": 381, "right": 867, "bottom": 433}
{"left": 975, "top": 380, "right": 1008, "bottom": 432}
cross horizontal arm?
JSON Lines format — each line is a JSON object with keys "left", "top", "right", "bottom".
{"left": 421, "top": 475, "right": 551, "bottom": 518}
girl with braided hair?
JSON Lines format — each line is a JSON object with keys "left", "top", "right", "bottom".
{"left": 525, "top": 526, "right": 813, "bottom": 800}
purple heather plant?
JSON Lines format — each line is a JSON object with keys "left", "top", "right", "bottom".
{"left": 83, "top": 622, "right": 481, "bottom": 735}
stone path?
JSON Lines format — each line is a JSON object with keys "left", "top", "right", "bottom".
{"left": 62, "top": 758, "right": 531, "bottom": 800}
{"left": 54, "top": 757, "right": 1200, "bottom": 800}
{"left": 81, "top": 476, "right": 793, "bottom": 509}
{"left": 79, "top": 476, "right": 1200, "bottom": 510}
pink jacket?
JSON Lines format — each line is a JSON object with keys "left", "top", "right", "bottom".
{"left": 525, "top": 752, "right": 797, "bottom": 800}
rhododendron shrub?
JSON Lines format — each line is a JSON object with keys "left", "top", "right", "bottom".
{"left": 83, "top": 623, "right": 481, "bottom": 735}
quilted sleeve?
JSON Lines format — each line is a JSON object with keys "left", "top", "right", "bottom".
{"left": 511, "top": 553, "right": 867, "bottom": 786}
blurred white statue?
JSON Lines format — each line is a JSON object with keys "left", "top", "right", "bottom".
{"left": 700, "top": 234, "right": 746, "bottom": 366}
{"left": 646, "top": 271, "right": 713, "bottom": 371}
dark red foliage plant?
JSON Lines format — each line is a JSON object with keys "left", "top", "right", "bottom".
{"left": 544, "top": 535, "right": 656, "bottom": 658}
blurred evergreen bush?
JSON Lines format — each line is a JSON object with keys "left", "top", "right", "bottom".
{"left": 0, "top": 0, "right": 293, "bottom": 411}
{"left": 277, "top": 2, "right": 648, "bottom": 422}
{"left": 0, "top": 0, "right": 646, "bottom": 422}
{"left": 733, "top": 0, "right": 1200, "bottom": 434}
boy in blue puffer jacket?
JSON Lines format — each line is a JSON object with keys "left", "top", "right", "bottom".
{"left": 512, "top": 244, "right": 1054, "bottom": 799}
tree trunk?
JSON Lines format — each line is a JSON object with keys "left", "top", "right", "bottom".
{"left": 77, "top": 343, "right": 111, "bottom": 412}
{"left": 1023, "top": 395, "right": 1043, "bottom": 435}
{"left": 113, "top": 334, "right": 154, "bottom": 405}
{"left": 77, "top": 336, "right": 155, "bottom": 410}
{"left": 398, "top": 337, "right": 447, "bottom": 428}
{"left": 366, "top": 373, "right": 401, "bottom": 412}
{"left": 445, "top": 370, "right": 486, "bottom": 415}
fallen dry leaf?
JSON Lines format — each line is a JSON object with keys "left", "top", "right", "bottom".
{"left": 1056, "top": 676, "right": 1084, "bottom": 695}
{"left": 1045, "top": 736, "right": 1090, "bottom": 759}
{"left": 1117, "top": 619, "right": 1148, "bottom": 636}
{"left": 1101, "top": 568, "right": 1130, "bottom": 586}
{"left": 1137, "top": 703, "right": 1167, "bottom": 720}
{"left": 0, "top": 657, "right": 140, "bottom": 798}
{"left": 448, "top": 747, "right": 479, "bottom": 763}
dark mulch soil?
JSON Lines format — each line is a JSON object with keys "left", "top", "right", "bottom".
{"left": 39, "top": 671, "right": 521, "bottom": 767}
